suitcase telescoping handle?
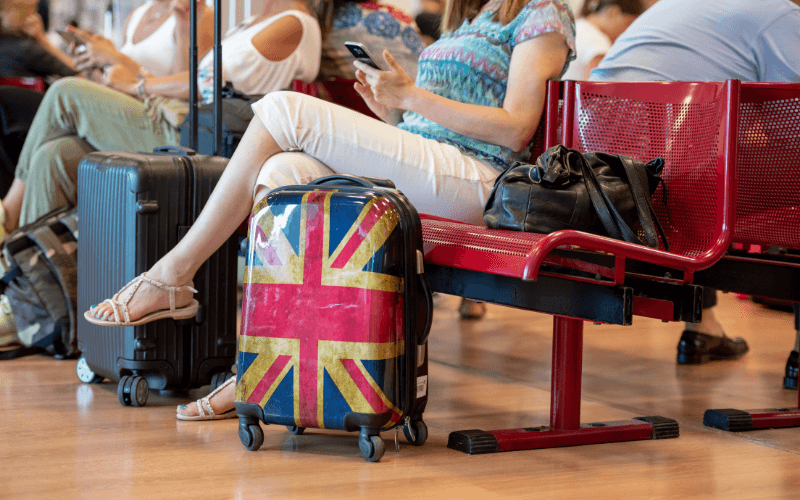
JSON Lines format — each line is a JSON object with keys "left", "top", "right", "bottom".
{"left": 308, "top": 175, "right": 396, "bottom": 189}
{"left": 188, "top": 0, "right": 223, "bottom": 155}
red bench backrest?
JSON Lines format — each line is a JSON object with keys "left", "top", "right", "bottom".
{"left": 562, "top": 80, "right": 739, "bottom": 261}
{"left": 734, "top": 83, "right": 800, "bottom": 250}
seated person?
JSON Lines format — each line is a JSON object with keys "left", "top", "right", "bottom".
{"left": 0, "top": 0, "right": 213, "bottom": 197}
{"left": 0, "top": 0, "right": 324, "bottom": 240}
{"left": 318, "top": 0, "right": 424, "bottom": 80}
{"left": 561, "top": 0, "right": 641, "bottom": 81}
{"left": 85, "top": 0, "right": 576, "bottom": 420}
{"left": 589, "top": 0, "right": 800, "bottom": 366}
{"left": 67, "top": 0, "right": 215, "bottom": 78}
{"left": 0, "top": 0, "right": 75, "bottom": 78}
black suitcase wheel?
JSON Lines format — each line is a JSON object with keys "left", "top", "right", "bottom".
{"left": 210, "top": 371, "right": 235, "bottom": 391}
{"left": 286, "top": 426, "right": 305, "bottom": 435}
{"left": 359, "top": 435, "right": 385, "bottom": 462}
{"left": 239, "top": 423, "right": 264, "bottom": 451}
{"left": 117, "top": 375, "right": 131, "bottom": 406}
{"left": 118, "top": 375, "right": 149, "bottom": 407}
{"left": 129, "top": 376, "right": 149, "bottom": 407}
{"left": 75, "top": 357, "right": 103, "bottom": 384}
{"left": 403, "top": 420, "right": 428, "bottom": 447}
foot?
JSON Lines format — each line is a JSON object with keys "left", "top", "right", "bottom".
{"left": 677, "top": 330, "right": 749, "bottom": 365}
{"left": 89, "top": 266, "right": 196, "bottom": 325}
{"left": 459, "top": 298, "right": 486, "bottom": 320}
{"left": 177, "top": 376, "right": 236, "bottom": 420}
{"left": 784, "top": 350, "right": 798, "bottom": 390}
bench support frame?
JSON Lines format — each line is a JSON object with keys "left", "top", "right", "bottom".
{"left": 447, "top": 316, "right": 679, "bottom": 454}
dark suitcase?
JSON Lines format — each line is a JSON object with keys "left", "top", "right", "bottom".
{"left": 75, "top": 147, "right": 239, "bottom": 405}
{"left": 179, "top": 85, "right": 261, "bottom": 158}
{"left": 234, "top": 175, "right": 433, "bottom": 462}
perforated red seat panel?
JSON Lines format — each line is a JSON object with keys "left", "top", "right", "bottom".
{"left": 734, "top": 83, "right": 800, "bottom": 249}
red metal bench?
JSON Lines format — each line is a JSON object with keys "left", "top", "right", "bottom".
{"left": 696, "top": 83, "right": 800, "bottom": 432}
{"left": 0, "top": 77, "right": 46, "bottom": 93}
{"left": 423, "top": 80, "right": 740, "bottom": 454}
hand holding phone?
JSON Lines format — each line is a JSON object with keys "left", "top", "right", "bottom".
{"left": 57, "top": 29, "right": 84, "bottom": 47}
{"left": 344, "top": 42, "right": 389, "bottom": 71}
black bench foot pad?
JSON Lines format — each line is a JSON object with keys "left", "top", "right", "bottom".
{"left": 634, "top": 416, "right": 680, "bottom": 439}
{"left": 447, "top": 430, "right": 500, "bottom": 455}
{"left": 703, "top": 409, "right": 754, "bottom": 432}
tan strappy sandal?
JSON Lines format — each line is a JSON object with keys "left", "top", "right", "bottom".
{"left": 176, "top": 376, "right": 237, "bottom": 421}
{"left": 83, "top": 273, "right": 199, "bottom": 327}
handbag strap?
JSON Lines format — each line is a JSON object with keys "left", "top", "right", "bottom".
{"left": 579, "top": 154, "right": 669, "bottom": 250}
{"left": 617, "top": 155, "right": 669, "bottom": 250}
{"left": 578, "top": 155, "right": 640, "bottom": 244}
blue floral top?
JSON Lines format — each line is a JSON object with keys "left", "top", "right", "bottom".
{"left": 397, "top": 0, "right": 575, "bottom": 172}
{"left": 322, "top": 2, "right": 424, "bottom": 81}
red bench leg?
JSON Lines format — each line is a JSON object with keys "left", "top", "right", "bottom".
{"left": 447, "top": 316, "right": 679, "bottom": 454}
{"left": 703, "top": 307, "right": 800, "bottom": 432}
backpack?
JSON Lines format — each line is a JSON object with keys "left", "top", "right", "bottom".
{"left": 0, "top": 206, "right": 78, "bottom": 360}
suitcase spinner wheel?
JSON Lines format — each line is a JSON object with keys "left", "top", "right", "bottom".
{"left": 75, "top": 357, "right": 103, "bottom": 384}
{"left": 210, "top": 370, "right": 234, "bottom": 391}
{"left": 117, "top": 375, "right": 149, "bottom": 407}
{"left": 358, "top": 433, "right": 385, "bottom": 463}
{"left": 238, "top": 419, "right": 264, "bottom": 451}
{"left": 403, "top": 419, "right": 428, "bottom": 446}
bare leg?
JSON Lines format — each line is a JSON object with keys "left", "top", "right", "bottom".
{"left": 176, "top": 375, "right": 236, "bottom": 418}
{"left": 91, "top": 117, "right": 282, "bottom": 322}
{"left": 1, "top": 178, "right": 25, "bottom": 233}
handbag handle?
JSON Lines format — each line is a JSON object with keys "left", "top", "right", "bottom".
{"left": 617, "top": 155, "right": 669, "bottom": 250}
{"left": 579, "top": 154, "right": 668, "bottom": 250}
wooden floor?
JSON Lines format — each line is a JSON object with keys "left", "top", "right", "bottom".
{"left": 2, "top": 293, "right": 799, "bottom": 499}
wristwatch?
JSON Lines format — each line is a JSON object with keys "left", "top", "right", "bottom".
{"left": 135, "top": 77, "right": 148, "bottom": 99}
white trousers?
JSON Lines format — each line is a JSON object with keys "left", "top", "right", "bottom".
{"left": 251, "top": 91, "right": 499, "bottom": 225}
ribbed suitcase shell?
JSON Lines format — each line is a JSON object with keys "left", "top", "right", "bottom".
{"left": 235, "top": 182, "right": 429, "bottom": 459}
{"left": 76, "top": 150, "right": 238, "bottom": 392}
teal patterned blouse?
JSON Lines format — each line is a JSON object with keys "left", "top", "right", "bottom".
{"left": 397, "top": 0, "right": 575, "bottom": 172}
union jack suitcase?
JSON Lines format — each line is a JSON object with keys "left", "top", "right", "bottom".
{"left": 235, "top": 175, "right": 433, "bottom": 462}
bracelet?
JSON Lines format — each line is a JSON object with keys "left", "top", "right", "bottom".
{"left": 135, "top": 77, "right": 148, "bottom": 99}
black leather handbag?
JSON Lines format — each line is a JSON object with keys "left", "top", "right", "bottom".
{"left": 483, "top": 145, "right": 668, "bottom": 249}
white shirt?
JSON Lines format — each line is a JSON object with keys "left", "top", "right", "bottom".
{"left": 562, "top": 18, "right": 611, "bottom": 81}
{"left": 197, "top": 11, "right": 321, "bottom": 103}
{"left": 119, "top": 1, "right": 179, "bottom": 77}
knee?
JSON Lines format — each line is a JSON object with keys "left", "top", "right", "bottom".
{"left": 39, "top": 77, "right": 94, "bottom": 115}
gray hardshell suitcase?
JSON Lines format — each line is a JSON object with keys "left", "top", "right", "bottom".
{"left": 75, "top": 147, "right": 238, "bottom": 406}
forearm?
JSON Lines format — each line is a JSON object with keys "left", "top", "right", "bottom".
{"left": 138, "top": 71, "right": 192, "bottom": 100}
{"left": 402, "top": 86, "right": 545, "bottom": 152}
{"left": 35, "top": 35, "right": 77, "bottom": 71}
{"left": 113, "top": 51, "right": 147, "bottom": 75}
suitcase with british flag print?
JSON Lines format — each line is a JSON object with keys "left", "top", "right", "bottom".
{"left": 234, "top": 175, "right": 433, "bottom": 462}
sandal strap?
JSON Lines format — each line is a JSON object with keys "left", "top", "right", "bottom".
{"left": 195, "top": 377, "right": 235, "bottom": 419}
{"left": 112, "top": 273, "right": 198, "bottom": 314}
{"left": 103, "top": 298, "right": 129, "bottom": 324}
{"left": 196, "top": 399, "right": 208, "bottom": 418}
{"left": 139, "top": 274, "right": 199, "bottom": 312}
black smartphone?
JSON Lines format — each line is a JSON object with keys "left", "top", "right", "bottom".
{"left": 344, "top": 42, "right": 389, "bottom": 71}
{"left": 57, "top": 30, "right": 85, "bottom": 50}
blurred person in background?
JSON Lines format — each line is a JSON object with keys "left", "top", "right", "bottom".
{"left": 561, "top": 0, "right": 641, "bottom": 80}
{"left": 590, "top": 0, "right": 800, "bottom": 368}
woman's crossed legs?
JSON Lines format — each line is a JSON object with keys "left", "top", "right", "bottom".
{"left": 89, "top": 91, "right": 497, "bottom": 325}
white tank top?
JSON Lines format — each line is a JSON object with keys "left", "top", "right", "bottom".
{"left": 119, "top": 1, "right": 179, "bottom": 77}
{"left": 197, "top": 11, "right": 321, "bottom": 103}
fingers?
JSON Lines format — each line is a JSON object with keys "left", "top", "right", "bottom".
{"left": 383, "top": 50, "right": 401, "bottom": 72}
{"left": 353, "top": 61, "right": 380, "bottom": 79}
{"left": 67, "top": 26, "right": 94, "bottom": 43}
{"left": 74, "top": 54, "right": 95, "bottom": 72}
